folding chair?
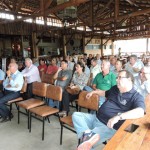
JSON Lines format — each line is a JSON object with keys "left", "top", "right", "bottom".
{"left": 29, "top": 84, "right": 62, "bottom": 140}
{"left": 60, "top": 91, "right": 99, "bottom": 145}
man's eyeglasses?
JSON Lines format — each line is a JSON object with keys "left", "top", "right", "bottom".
{"left": 140, "top": 71, "right": 149, "bottom": 74}
{"left": 116, "top": 76, "right": 128, "bottom": 80}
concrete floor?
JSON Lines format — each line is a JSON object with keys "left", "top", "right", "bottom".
{"left": 0, "top": 107, "right": 105, "bottom": 150}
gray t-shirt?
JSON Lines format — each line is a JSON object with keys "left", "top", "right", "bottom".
{"left": 56, "top": 69, "right": 72, "bottom": 91}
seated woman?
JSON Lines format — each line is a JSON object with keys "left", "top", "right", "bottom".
{"left": 59, "top": 62, "right": 89, "bottom": 116}
{"left": 113, "top": 60, "right": 123, "bottom": 77}
{"left": 46, "top": 57, "right": 58, "bottom": 75}
{"left": 38, "top": 58, "right": 47, "bottom": 74}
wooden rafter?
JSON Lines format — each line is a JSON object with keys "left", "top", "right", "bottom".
{"left": 97, "top": 8, "right": 150, "bottom": 23}
{"left": 16, "top": 0, "right": 26, "bottom": 12}
{"left": 1, "top": 1, "right": 12, "bottom": 10}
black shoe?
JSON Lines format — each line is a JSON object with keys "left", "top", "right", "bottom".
{"left": 0, "top": 113, "right": 13, "bottom": 123}
{"left": 0, "top": 117, "right": 10, "bottom": 123}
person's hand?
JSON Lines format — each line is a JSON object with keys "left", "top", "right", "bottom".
{"left": 40, "top": 68, "right": 44, "bottom": 71}
{"left": 69, "top": 83, "right": 74, "bottom": 87}
{"left": 70, "top": 85, "right": 77, "bottom": 89}
{"left": 7, "top": 70, "right": 11, "bottom": 77}
{"left": 6, "top": 84, "right": 11, "bottom": 88}
{"left": 58, "top": 67, "right": 62, "bottom": 72}
{"left": 86, "top": 92, "right": 93, "bottom": 99}
{"left": 107, "top": 116, "right": 120, "bottom": 129}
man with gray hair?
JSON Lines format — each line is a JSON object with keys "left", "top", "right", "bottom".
{"left": 84, "top": 59, "right": 116, "bottom": 106}
{"left": 134, "top": 66, "right": 150, "bottom": 98}
{"left": 125, "top": 55, "right": 144, "bottom": 77}
{"left": 73, "top": 70, "right": 145, "bottom": 150}
{"left": 22, "top": 58, "right": 41, "bottom": 99}
{"left": 0, "top": 63, "right": 24, "bottom": 122}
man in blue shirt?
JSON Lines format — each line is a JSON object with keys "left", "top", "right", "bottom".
{"left": 73, "top": 70, "right": 145, "bottom": 150}
{"left": 0, "top": 63, "right": 23, "bottom": 123}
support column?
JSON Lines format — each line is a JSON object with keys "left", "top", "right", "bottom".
{"left": 63, "top": 35, "right": 67, "bottom": 56}
{"left": 83, "top": 36, "right": 85, "bottom": 53}
{"left": 112, "top": 40, "right": 115, "bottom": 55}
{"left": 146, "top": 38, "right": 149, "bottom": 52}
{"left": 101, "top": 37, "right": 103, "bottom": 57}
{"left": 31, "top": 32, "right": 38, "bottom": 58}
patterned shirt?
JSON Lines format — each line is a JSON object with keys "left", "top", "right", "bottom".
{"left": 71, "top": 71, "right": 89, "bottom": 90}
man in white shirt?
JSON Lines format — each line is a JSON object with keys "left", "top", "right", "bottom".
{"left": 22, "top": 58, "right": 41, "bottom": 99}
{"left": 0, "top": 63, "right": 23, "bottom": 122}
{"left": 134, "top": 66, "right": 150, "bottom": 98}
{"left": 125, "top": 55, "right": 144, "bottom": 77}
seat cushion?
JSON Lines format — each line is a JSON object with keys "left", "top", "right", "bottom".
{"left": 60, "top": 116, "right": 74, "bottom": 127}
{"left": 17, "top": 98, "right": 45, "bottom": 110}
{"left": 30, "top": 105, "right": 59, "bottom": 117}
{"left": 7, "top": 97, "right": 23, "bottom": 104}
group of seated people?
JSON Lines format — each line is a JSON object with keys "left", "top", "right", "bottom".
{"left": 0, "top": 53, "right": 150, "bottom": 150}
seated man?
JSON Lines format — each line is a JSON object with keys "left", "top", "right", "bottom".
{"left": 125, "top": 55, "right": 144, "bottom": 77}
{"left": 84, "top": 59, "right": 116, "bottom": 106}
{"left": 22, "top": 58, "right": 41, "bottom": 99}
{"left": 0, "top": 63, "right": 24, "bottom": 122}
{"left": 134, "top": 66, "right": 150, "bottom": 98}
{"left": 49, "top": 60, "right": 72, "bottom": 108}
{"left": 72, "top": 70, "right": 145, "bottom": 150}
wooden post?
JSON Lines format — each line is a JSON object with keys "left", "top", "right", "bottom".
{"left": 112, "top": 40, "right": 115, "bottom": 55}
{"left": 31, "top": 32, "right": 38, "bottom": 58}
{"left": 101, "top": 37, "right": 103, "bottom": 56}
{"left": 63, "top": 35, "right": 67, "bottom": 56}
{"left": 146, "top": 38, "right": 149, "bottom": 52}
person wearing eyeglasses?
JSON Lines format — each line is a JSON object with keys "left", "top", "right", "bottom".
{"left": 134, "top": 66, "right": 150, "bottom": 98}
{"left": 72, "top": 70, "right": 145, "bottom": 150}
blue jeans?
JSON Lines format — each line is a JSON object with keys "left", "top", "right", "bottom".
{"left": 0, "top": 90, "right": 20, "bottom": 117}
{"left": 48, "top": 98, "right": 59, "bottom": 108}
{"left": 83, "top": 86, "right": 106, "bottom": 107}
{"left": 72, "top": 112, "right": 116, "bottom": 148}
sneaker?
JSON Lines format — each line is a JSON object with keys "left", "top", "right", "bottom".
{"left": 77, "top": 131, "right": 100, "bottom": 150}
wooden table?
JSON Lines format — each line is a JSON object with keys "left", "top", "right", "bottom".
{"left": 103, "top": 94, "right": 150, "bottom": 150}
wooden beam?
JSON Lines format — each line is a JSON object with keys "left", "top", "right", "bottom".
{"left": 13, "top": 0, "right": 17, "bottom": 11}
{"left": 1, "top": 1, "right": 12, "bottom": 10}
{"left": 96, "top": 0, "right": 114, "bottom": 15}
{"left": 44, "top": 0, "right": 89, "bottom": 16}
{"left": 16, "top": 0, "right": 26, "bottom": 12}
{"left": 125, "top": 0, "right": 138, "bottom": 7}
{"left": 97, "top": 8, "right": 150, "bottom": 23}
{"left": 44, "top": 0, "right": 53, "bottom": 10}
{"left": 115, "top": 0, "right": 119, "bottom": 20}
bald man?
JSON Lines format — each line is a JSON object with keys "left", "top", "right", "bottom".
{"left": 0, "top": 63, "right": 23, "bottom": 123}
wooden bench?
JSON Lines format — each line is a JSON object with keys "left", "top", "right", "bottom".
{"left": 103, "top": 94, "right": 150, "bottom": 150}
